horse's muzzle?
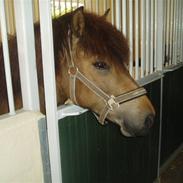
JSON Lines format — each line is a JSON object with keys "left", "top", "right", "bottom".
{"left": 121, "top": 114, "right": 155, "bottom": 137}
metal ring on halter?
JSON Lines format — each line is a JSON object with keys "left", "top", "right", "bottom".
{"left": 107, "top": 95, "right": 120, "bottom": 110}
{"left": 68, "top": 66, "right": 78, "bottom": 76}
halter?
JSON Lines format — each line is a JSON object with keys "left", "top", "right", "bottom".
{"left": 66, "top": 30, "right": 147, "bottom": 125}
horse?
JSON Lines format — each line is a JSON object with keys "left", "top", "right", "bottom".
{"left": 0, "top": 7, "right": 155, "bottom": 137}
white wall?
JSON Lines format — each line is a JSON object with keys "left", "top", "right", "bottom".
{"left": 0, "top": 111, "right": 45, "bottom": 183}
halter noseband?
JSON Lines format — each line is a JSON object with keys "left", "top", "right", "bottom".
{"left": 66, "top": 30, "right": 147, "bottom": 125}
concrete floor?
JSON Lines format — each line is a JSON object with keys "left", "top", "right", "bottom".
{"left": 160, "top": 149, "right": 183, "bottom": 183}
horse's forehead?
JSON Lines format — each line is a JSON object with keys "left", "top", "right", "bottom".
{"left": 65, "top": 12, "right": 130, "bottom": 66}
{"left": 80, "top": 33, "right": 129, "bottom": 65}
{"left": 76, "top": 46, "right": 127, "bottom": 69}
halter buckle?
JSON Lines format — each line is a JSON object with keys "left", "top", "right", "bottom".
{"left": 107, "top": 95, "right": 120, "bottom": 110}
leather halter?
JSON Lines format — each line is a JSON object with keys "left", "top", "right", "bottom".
{"left": 66, "top": 30, "right": 147, "bottom": 125}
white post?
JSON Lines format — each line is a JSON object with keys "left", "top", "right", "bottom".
{"left": 122, "top": 0, "right": 127, "bottom": 36}
{"left": 116, "top": 0, "right": 121, "bottom": 31}
{"left": 96, "top": 0, "right": 99, "bottom": 14}
{"left": 90, "top": 0, "right": 92, "bottom": 10}
{"left": 172, "top": 0, "right": 178, "bottom": 65}
{"left": 14, "top": 0, "right": 40, "bottom": 111}
{"left": 181, "top": 0, "right": 183, "bottom": 63}
{"left": 162, "top": 0, "right": 166, "bottom": 67}
{"left": 150, "top": 0, "right": 154, "bottom": 73}
{"left": 169, "top": 0, "right": 174, "bottom": 65}
{"left": 65, "top": 0, "right": 67, "bottom": 13}
{"left": 135, "top": 0, "right": 139, "bottom": 80}
{"left": 39, "top": 0, "right": 62, "bottom": 182}
{"left": 111, "top": 0, "right": 114, "bottom": 25}
{"left": 104, "top": 0, "right": 107, "bottom": 13}
{"left": 165, "top": 0, "right": 170, "bottom": 66}
{"left": 145, "top": 0, "right": 150, "bottom": 75}
{"left": 177, "top": 0, "right": 182, "bottom": 63}
{"left": 52, "top": 0, "right": 56, "bottom": 16}
{"left": 59, "top": 0, "right": 61, "bottom": 15}
{"left": 4, "top": 0, "right": 15, "bottom": 35}
{"left": 141, "top": 0, "right": 145, "bottom": 77}
{"left": 156, "top": 0, "right": 164, "bottom": 71}
{"left": 70, "top": 0, "right": 73, "bottom": 11}
{"left": 129, "top": 0, "right": 133, "bottom": 76}
{"left": 84, "top": 0, "right": 86, "bottom": 7}
{"left": 0, "top": 0, "right": 15, "bottom": 115}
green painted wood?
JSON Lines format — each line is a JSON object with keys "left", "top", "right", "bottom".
{"left": 161, "top": 67, "right": 183, "bottom": 165}
{"left": 59, "top": 80, "right": 160, "bottom": 183}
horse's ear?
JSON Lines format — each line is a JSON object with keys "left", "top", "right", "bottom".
{"left": 103, "top": 8, "right": 110, "bottom": 19}
{"left": 72, "top": 6, "right": 85, "bottom": 37}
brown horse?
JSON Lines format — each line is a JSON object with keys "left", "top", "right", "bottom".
{"left": 0, "top": 7, "right": 155, "bottom": 137}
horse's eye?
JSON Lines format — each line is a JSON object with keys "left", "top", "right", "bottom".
{"left": 93, "top": 61, "right": 109, "bottom": 70}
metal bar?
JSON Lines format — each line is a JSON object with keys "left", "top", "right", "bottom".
{"left": 14, "top": 0, "right": 40, "bottom": 111}
{"left": 70, "top": 0, "right": 73, "bottom": 11}
{"left": 34, "top": 0, "right": 40, "bottom": 22}
{"left": 182, "top": 0, "right": 183, "bottom": 63}
{"left": 53, "top": 0, "right": 56, "bottom": 17}
{"left": 177, "top": 0, "right": 182, "bottom": 63}
{"left": 129, "top": 0, "right": 133, "bottom": 76}
{"left": 154, "top": 0, "right": 157, "bottom": 71}
{"left": 180, "top": 0, "right": 182, "bottom": 62}
{"left": 175, "top": 0, "right": 179, "bottom": 63}
{"left": 150, "top": 0, "right": 154, "bottom": 74}
{"left": 176, "top": 0, "right": 180, "bottom": 63}
{"left": 172, "top": 0, "right": 178, "bottom": 65}
{"left": 162, "top": 0, "right": 166, "bottom": 67}
{"left": 137, "top": 71, "right": 163, "bottom": 87}
{"left": 96, "top": 0, "right": 99, "bottom": 14}
{"left": 141, "top": 0, "right": 145, "bottom": 77}
{"left": 86, "top": 0, "right": 93, "bottom": 11}
{"left": 135, "top": 0, "right": 139, "bottom": 80}
{"left": 111, "top": 0, "right": 114, "bottom": 25}
{"left": 116, "top": 0, "right": 121, "bottom": 31}
{"left": 181, "top": 0, "right": 183, "bottom": 63}
{"left": 65, "top": 0, "right": 67, "bottom": 13}
{"left": 84, "top": 0, "right": 86, "bottom": 7}
{"left": 85, "top": 0, "right": 91, "bottom": 10}
{"left": 156, "top": 0, "right": 164, "bottom": 71}
{"left": 4, "top": 0, "right": 15, "bottom": 35}
{"left": 104, "top": 0, "right": 107, "bottom": 13}
{"left": 145, "top": 0, "right": 150, "bottom": 75}
{"left": 59, "top": 0, "right": 61, "bottom": 15}
{"left": 165, "top": 0, "right": 170, "bottom": 66}
{"left": 90, "top": 0, "right": 93, "bottom": 11}
{"left": 0, "top": 0, "right": 15, "bottom": 115}
{"left": 171, "top": 0, "right": 176, "bottom": 65}
{"left": 175, "top": 0, "right": 180, "bottom": 64}
{"left": 163, "top": 62, "right": 183, "bottom": 72}
{"left": 157, "top": 77, "right": 163, "bottom": 179}
{"left": 122, "top": 0, "right": 127, "bottom": 36}
{"left": 169, "top": 0, "right": 174, "bottom": 65}
{"left": 39, "top": 0, "right": 62, "bottom": 182}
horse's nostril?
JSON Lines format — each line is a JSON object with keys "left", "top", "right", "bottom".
{"left": 144, "top": 114, "right": 154, "bottom": 129}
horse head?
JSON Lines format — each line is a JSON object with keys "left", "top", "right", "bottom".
{"left": 57, "top": 7, "right": 155, "bottom": 137}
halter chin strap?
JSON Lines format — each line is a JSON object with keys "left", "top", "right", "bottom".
{"left": 66, "top": 30, "right": 147, "bottom": 125}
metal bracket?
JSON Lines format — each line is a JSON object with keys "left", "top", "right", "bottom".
{"left": 107, "top": 95, "right": 120, "bottom": 110}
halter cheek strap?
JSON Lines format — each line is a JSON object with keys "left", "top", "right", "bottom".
{"left": 66, "top": 30, "right": 147, "bottom": 125}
